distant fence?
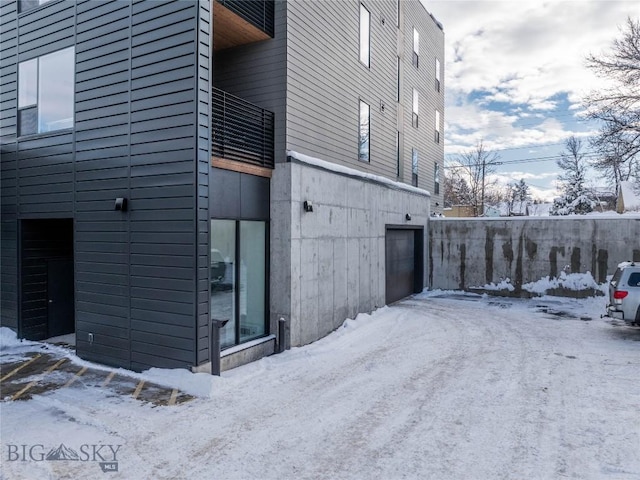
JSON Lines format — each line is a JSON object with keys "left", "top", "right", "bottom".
{"left": 428, "top": 217, "right": 640, "bottom": 294}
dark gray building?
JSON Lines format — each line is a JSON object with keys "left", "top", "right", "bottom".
{"left": 0, "top": 0, "right": 444, "bottom": 372}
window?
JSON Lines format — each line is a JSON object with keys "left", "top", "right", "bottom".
{"left": 211, "top": 220, "right": 267, "bottom": 349}
{"left": 396, "top": 56, "right": 401, "bottom": 102}
{"left": 434, "top": 163, "right": 440, "bottom": 194}
{"left": 628, "top": 272, "right": 640, "bottom": 287}
{"left": 18, "top": 0, "right": 53, "bottom": 13}
{"left": 18, "top": 47, "right": 74, "bottom": 136}
{"left": 396, "top": 0, "right": 400, "bottom": 28}
{"left": 359, "top": 4, "right": 370, "bottom": 67}
{"left": 412, "top": 89, "right": 419, "bottom": 128}
{"left": 435, "top": 109, "right": 440, "bottom": 143}
{"left": 412, "top": 28, "right": 419, "bottom": 67}
{"left": 359, "top": 100, "right": 370, "bottom": 162}
{"left": 396, "top": 131, "right": 401, "bottom": 177}
{"left": 435, "top": 58, "right": 441, "bottom": 92}
{"left": 411, "top": 149, "right": 418, "bottom": 186}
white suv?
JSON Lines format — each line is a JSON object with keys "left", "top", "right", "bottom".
{"left": 607, "top": 262, "right": 640, "bottom": 325}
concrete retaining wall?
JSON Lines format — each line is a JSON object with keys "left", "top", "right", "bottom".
{"left": 271, "top": 160, "right": 430, "bottom": 348}
{"left": 429, "top": 217, "right": 640, "bottom": 292}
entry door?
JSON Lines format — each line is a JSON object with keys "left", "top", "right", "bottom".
{"left": 385, "top": 229, "right": 416, "bottom": 304}
{"left": 47, "top": 258, "right": 75, "bottom": 337}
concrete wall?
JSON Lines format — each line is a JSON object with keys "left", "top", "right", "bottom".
{"left": 271, "top": 159, "right": 430, "bottom": 348}
{"left": 429, "top": 217, "right": 640, "bottom": 291}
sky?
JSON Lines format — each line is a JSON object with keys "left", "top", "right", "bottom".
{"left": 424, "top": 0, "right": 638, "bottom": 202}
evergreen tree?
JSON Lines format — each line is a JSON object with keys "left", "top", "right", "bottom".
{"left": 550, "top": 137, "right": 595, "bottom": 215}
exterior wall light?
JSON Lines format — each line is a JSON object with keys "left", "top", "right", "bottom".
{"left": 405, "top": 213, "right": 411, "bottom": 221}
{"left": 114, "top": 198, "right": 127, "bottom": 211}
{"left": 303, "top": 201, "right": 314, "bottom": 212}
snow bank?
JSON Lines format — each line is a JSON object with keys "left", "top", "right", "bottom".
{"left": 471, "top": 272, "right": 606, "bottom": 296}
{"left": 0, "top": 327, "right": 37, "bottom": 351}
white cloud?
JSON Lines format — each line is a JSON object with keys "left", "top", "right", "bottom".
{"left": 427, "top": 0, "right": 636, "bottom": 153}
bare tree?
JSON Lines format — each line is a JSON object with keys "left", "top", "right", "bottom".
{"left": 450, "top": 140, "right": 501, "bottom": 216}
{"left": 585, "top": 17, "right": 640, "bottom": 190}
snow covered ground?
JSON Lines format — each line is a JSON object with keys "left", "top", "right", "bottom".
{"left": 2, "top": 292, "right": 639, "bottom": 480}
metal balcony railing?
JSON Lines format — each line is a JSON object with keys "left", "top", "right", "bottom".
{"left": 217, "top": 0, "right": 275, "bottom": 37}
{"left": 212, "top": 88, "right": 275, "bottom": 169}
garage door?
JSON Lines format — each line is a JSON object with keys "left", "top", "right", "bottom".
{"left": 385, "top": 228, "right": 418, "bottom": 304}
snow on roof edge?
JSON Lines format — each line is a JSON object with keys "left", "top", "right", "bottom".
{"left": 287, "top": 150, "right": 431, "bottom": 198}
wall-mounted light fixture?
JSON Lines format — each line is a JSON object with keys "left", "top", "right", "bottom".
{"left": 405, "top": 213, "right": 411, "bottom": 221}
{"left": 115, "top": 197, "right": 128, "bottom": 211}
{"left": 303, "top": 200, "right": 314, "bottom": 213}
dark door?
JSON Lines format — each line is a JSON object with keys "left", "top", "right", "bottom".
{"left": 47, "top": 258, "right": 75, "bottom": 337}
{"left": 386, "top": 229, "right": 415, "bottom": 304}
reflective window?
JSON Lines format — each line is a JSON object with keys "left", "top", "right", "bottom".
{"left": 239, "top": 222, "right": 266, "bottom": 343}
{"left": 359, "top": 4, "right": 370, "bottom": 67}
{"left": 359, "top": 100, "right": 370, "bottom": 162}
{"left": 19, "top": 0, "right": 53, "bottom": 13}
{"left": 211, "top": 220, "right": 237, "bottom": 349}
{"left": 413, "top": 28, "right": 419, "bottom": 67}
{"left": 412, "top": 149, "right": 418, "bottom": 186}
{"left": 210, "top": 219, "right": 267, "bottom": 349}
{"left": 396, "top": 131, "right": 401, "bottom": 177}
{"left": 412, "top": 89, "right": 419, "bottom": 128}
{"left": 435, "top": 109, "right": 441, "bottom": 143}
{"left": 434, "top": 163, "right": 440, "bottom": 194}
{"left": 397, "top": 56, "right": 401, "bottom": 102}
{"left": 18, "top": 47, "right": 75, "bottom": 136}
{"left": 435, "top": 58, "right": 441, "bottom": 92}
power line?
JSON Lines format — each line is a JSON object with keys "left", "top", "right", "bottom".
{"left": 444, "top": 152, "right": 601, "bottom": 169}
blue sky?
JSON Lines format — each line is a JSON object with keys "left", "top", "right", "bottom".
{"left": 424, "top": 0, "right": 638, "bottom": 201}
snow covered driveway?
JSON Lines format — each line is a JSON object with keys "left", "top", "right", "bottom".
{"left": 2, "top": 293, "right": 639, "bottom": 479}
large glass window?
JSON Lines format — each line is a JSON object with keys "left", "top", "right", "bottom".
{"left": 18, "top": 47, "right": 75, "bottom": 136}
{"left": 435, "top": 58, "right": 441, "bottom": 92}
{"left": 210, "top": 220, "right": 267, "bottom": 349}
{"left": 413, "top": 28, "right": 419, "bottom": 67}
{"left": 239, "top": 222, "right": 266, "bottom": 343}
{"left": 434, "top": 163, "right": 440, "bottom": 194}
{"left": 412, "top": 148, "right": 418, "bottom": 187}
{"left": 359, "top": 3, "right": 370, "bottom": 67}
{"left": 412, "top": 89, "right": 419, "bottom": 128}
{"left": 359, "top": 100, "right": 370, "bottom": 162}
{"left": 435, "top": 109, "right": 441, "bottom": 143}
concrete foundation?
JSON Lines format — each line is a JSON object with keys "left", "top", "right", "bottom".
{"left": 271, "top": 158, "right": 430, "bottom": 348}
{"left": 429, "top": 217, "right": 640, "bottom": 292}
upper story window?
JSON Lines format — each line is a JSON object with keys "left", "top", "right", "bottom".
{"left": 396, "top": 131, "right": 401, "bottom": 177}
{"left": 434, "top": 163, "right": 440, "bottom": 194}
{"left": 411, "top": 148, "right": 418, "bottom": 186}
{"left": 435, "top": 58, "right": 441, "bottom": 92}
{"left": 18, "top": 0, "right": 53, "bottom": 13}
{"left": 435, "top": 109, "right": 441, "bottom": 143}
{"left": 359, "top": 4, "right": 370, "bottom": 67}
{"left": 396, "top": 56, "right": 401, "bottom": 102}
{"left": 18, "top": 47, "right": 75, "bottom": 136}
{"left": 358, "top": 100, "right": 370, "bottom": 162}
{"left": 396, "top": 0, "right": 400, "bottom": 28}
{"left": 412, "top": 28, "right": 419, "bottom": 68}
{"left": 412, "top": 89, "right": 419, "bottom": 128}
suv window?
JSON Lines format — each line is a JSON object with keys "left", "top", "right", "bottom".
{"left": 611, "top": 268, "right": 624, "bottom": 286}
{"left": 627, "top": 272, "right": 640, "bottom": 287}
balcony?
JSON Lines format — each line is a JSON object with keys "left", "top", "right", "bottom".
{"left": 214, "top": 0, "right": 274, "bottom": 51}
{"left": 212, "top": 88, "right": 275, "bottom": 170}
